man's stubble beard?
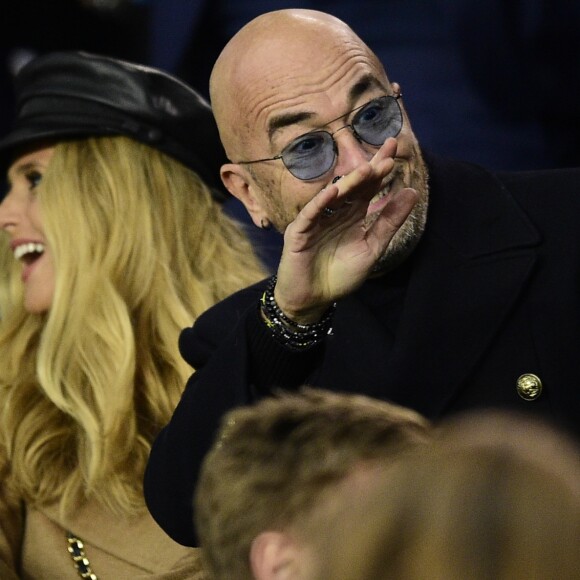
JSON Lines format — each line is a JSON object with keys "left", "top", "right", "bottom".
{"left": 371, "top": 149, "right": 429, "bottom": 274}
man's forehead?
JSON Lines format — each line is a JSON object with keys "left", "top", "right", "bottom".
{"left": 222, "top": 27, "right": 388, "bottom": 153}
{"left": 260, "top": 74, "right": 387, "bottom": 138}
{"left": 232, "top": 24, "right": 379, "bottom": 96}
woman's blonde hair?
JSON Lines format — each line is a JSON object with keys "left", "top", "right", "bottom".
{"left": 0, "top": 136, "right": 266, "bottom": 516}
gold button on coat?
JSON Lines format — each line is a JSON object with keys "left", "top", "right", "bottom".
{"left": 516, "top": 373, "right": 543, "bottom": 401}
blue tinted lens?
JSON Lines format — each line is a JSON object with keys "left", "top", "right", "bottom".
{"left": 281, "top": 131, "right": 337, "bottom": 180}
{"left": 353, "top": 96, "right": 402, "bottom": 146}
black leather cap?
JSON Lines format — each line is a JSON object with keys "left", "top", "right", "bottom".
{"left": 0, "top": 51, "right": 228, "bottom": 200}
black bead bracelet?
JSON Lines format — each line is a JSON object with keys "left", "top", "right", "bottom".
{"left": 260, "top": 275, "right": 336, "bottom": 350}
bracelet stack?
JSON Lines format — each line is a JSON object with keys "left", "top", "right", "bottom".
{"left": 260, "top": 275, "right": 336, "bottom": 350}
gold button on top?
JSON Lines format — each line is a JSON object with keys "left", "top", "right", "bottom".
{"left": 516, "top": 373, "right": 543, "bottom": 401}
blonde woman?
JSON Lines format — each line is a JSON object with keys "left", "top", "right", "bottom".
{"left": 0, "top": 51, "right": 266, "bottom": 579}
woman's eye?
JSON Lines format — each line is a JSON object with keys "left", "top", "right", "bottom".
{"left": 26, "top": 170, "right": 43, "bottom": 190}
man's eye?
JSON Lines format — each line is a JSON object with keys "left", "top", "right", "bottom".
{"left": 356, "top": 101, "right": 388, "bottom": 127}
{"left": 287, "top": 133, "right": 327, "bottom": 157}
{"left": 359, "top": 104, "right": 381, "bottom": 123}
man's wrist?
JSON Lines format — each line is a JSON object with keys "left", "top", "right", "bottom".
{"left": 260, "top": 275, "right": 336, "bottom": 350}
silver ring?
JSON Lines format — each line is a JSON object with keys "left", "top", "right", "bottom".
{"left": 322, "top": 207, "right": 336, "bottom": 217}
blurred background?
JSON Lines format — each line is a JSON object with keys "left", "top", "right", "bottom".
{"left": 3, "top": 0, "right": 579, "bottom": 172}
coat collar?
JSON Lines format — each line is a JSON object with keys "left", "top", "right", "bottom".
{"left": 39, "top": 500, "right": 195, "bottom": 573}
{"left": 421, "top": 149, "right": 541, "bottom": 258}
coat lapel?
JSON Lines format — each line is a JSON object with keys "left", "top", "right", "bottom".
{"left": 383, "top": 234, "right": 537, "bottom": 415}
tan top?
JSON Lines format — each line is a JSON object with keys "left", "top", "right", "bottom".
{"left": 0, "top": 497, "right": 206, "bottom": 579}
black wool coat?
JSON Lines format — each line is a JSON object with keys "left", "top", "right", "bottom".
{"left": 144, "top": 151, "right": 580, "bottom": 547}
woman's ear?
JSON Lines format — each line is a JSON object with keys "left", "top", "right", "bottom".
{"left": 250, "top": 531, "right": 303, "bottom": 580}
{"left": 220, "top": 163, "right": 268, "bottom": 228}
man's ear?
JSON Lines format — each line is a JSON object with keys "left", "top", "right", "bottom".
{"left": 221, "top": 163, "right": 267, "bottom": 228}
{"left": 249, "top": 531, "right": 301, "bottom": 580}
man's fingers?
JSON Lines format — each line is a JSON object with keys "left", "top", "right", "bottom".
{"left": 372, "top": 187, "right": 419, "bottom": 232}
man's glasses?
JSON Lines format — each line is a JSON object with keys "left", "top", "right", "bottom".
{"left": 236, "top": 95, "right": 403, "bottom": 181}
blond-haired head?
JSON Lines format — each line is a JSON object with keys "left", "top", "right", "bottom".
{"left": 0, "top": 136, "right": 265, "bottom": 516}
{"left": 195, "top": 386, "right": 430, "bottom": 579}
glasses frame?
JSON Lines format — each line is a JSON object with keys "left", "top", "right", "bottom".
{"left": 235, "top": 93, "right": 403, "bottom": 181}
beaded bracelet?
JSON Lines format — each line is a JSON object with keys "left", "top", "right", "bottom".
{"left": 260, "top": 275, "right": 336, "bottom": 350}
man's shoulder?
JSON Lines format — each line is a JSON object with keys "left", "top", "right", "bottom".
{"left": 191, "top": 278, "right": 270, "bottom": 337}
{"left": 178, "top": 278, "right": 270, "bottom": 366}
{"left": 495, "top": 166, "right": 580, "bottom": 226}
{"left": 425, "top": 148, "right": 580, "bottom": 193}
{"left": 425, "top": 150, "right": 580, "bottom": 224}
{"left": 496, "top": 166, "right": 580, "bottom": 193}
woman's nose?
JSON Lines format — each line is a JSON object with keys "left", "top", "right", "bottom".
{"left": 0, "top": 190, "right": 20, "bottom": 230}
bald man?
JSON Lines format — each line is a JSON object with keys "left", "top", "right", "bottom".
{"left": 144, "top": 9, "right": 580, "bottom": 547}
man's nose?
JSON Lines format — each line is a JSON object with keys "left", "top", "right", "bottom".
{"left": 333, "top": 126, "right": 374, "bottom": 175}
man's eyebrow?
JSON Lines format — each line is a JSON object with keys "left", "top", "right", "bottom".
{"left": 347, "top": 75, "right": 381, "bottom": 102}
{"left": 266, "top": 75, "right": 385, "bottom": 139}
{"left": 321, "top": 76, "right": 384, "bottom": 127}
{"left": 267, "top": 111, "right": 314, "bottom": 140}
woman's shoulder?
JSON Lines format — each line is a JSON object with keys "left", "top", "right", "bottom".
{"left": 25, "top": 502, "right": 205, "bottom": 578}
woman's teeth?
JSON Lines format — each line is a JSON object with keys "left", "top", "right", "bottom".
{"left": 14, "top": 242, "right": 45, "bottom": 261}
